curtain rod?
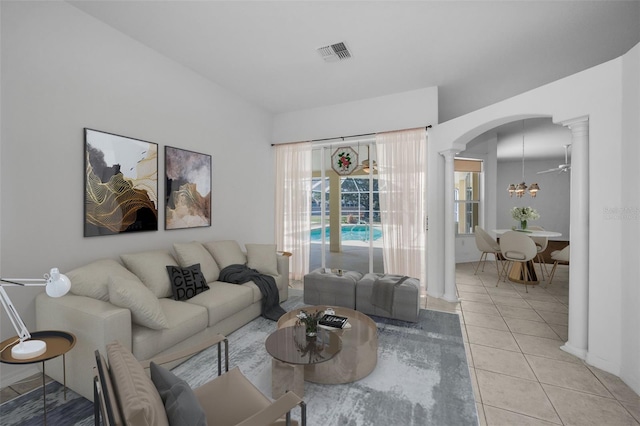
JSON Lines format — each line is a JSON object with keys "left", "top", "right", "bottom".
{"left": 271, "top": 125, "right": 432, "bottom": 146}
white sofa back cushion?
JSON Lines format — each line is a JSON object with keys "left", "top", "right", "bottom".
{"left": 121, "top": 250, "right": 179, "bottom": 298}
{"left": 173, "top": 242, "right": 220, "bottom": 282}
{"left": 66, "top": 258, "right": 140, "bottom": 301}
{"left": 108, "top": 276, "right": 169, "bottom": 330}
{"left": 245, "top": 244, "right": 279, "bottom": 276}
{"left": 203, "top": 240, "right": 246, "bottom": 270}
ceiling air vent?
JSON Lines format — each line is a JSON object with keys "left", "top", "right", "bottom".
{"left": 317, "top": 42, "right": 352, "bottom": 62}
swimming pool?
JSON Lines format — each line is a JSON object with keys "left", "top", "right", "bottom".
{"left": 310, "top": 225, "right": 382, "bottom": 242}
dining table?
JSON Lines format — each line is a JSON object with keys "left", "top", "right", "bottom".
{"left": 492, "top": 229, "right": 562, "bottom": 285}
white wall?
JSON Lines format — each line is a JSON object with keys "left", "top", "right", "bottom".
{"left": 618, "top": 42, "right": 640, "bottom": 395}
{"left": 496, "top": 158, "right": 571, "bottom": 239}
{"left": 272, "top": 87, "right": 438, "bottom": 143}
{"left": 429, "top": 43, "right": 640, "bottom": 394}
{"left": 0, "top": 2, "right": 274, "bottom": 383}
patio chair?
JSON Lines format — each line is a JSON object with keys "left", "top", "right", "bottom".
{"left": 93, "top": 335, "right": 306, "bottom": 426}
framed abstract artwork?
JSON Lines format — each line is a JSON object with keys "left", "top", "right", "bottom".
{"left": 165, "top": 146, "right": 212, "bottom": 230}
{"left": 84, "top": 128, "right": 158, "bottom": 237}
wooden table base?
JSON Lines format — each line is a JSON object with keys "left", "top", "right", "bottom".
{"left": 508, "top": 260, "right": 539, "bottom": 285}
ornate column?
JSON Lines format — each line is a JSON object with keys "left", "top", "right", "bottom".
{"left": 561, "top": 116, "right": 589, "bottom": 359}
{"left": 440, "top": 149, "right": 459, "bottom": 302}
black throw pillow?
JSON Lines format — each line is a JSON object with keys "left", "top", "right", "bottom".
{"left": 166, "top": 264, "right": 209, "bottom": 301}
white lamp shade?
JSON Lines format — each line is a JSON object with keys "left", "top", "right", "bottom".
{"left": 45, "top": 268, "right": 71, "bottom": 298}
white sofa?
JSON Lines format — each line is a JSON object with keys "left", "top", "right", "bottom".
{"left": 36, "top": 240, "right": 289, "bottom": 401}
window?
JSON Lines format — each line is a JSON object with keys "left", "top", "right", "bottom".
{"left": 454, "top": 158, "right": 482, "bottom": 235}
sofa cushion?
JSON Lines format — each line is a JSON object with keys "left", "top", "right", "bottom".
{"left": 131, "top": 299, "right": 208, "bottom": 361}
{"left": 150, "top": 362, "right": 207, "bottom": 426}
{"left": 166, "top": 264, "right": 209, "bottom": 301}
{"left": 203, "top": 240, "right": 246, "bottom": 269}
{"left": 245, "top": 244, "right": 278, "bottom": 276}
{"left": 121, "top": 250, "right": 178, "bottom": 298}
{"left": 66, "top": 258, "right": 139, "bottom": 301}
{"left": 186, "top": 282, "right": 255, "bottom": 326}
{"left": 173, "top": 242, "right": 220, "bottom": 283}
{"left": 108, "top": 276, "right": 169, "bottom": 330}
{"left": 107, "top": 341, "right": 169, "bottom": 426}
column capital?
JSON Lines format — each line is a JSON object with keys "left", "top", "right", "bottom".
{"left": 439, "top": 148, "right": 458, "bottom": 159}
{"left": 561, "top": 115, "right": 589, "bottom": 131}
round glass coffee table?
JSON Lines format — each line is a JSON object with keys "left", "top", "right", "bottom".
{"left": 278, "top": 305, "right": 378, "bottom": 385}
{"left": 266, "top": 325, "right": 341, "bottom": 397}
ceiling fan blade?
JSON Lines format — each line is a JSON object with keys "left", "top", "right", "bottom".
{"left": 537, "top": 168, "right": 560, "bottom": 174}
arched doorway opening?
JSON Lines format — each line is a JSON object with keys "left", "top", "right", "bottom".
{"left": 430, "top": 113, "right": 589, "bottom": 361}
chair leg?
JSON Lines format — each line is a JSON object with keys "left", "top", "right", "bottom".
{"left": 497, "top": 260, "right": 510, "bottom": 286}
{"left": 474, "top": 252, "right": 487, "bottom": 275}
{"left": 494, "top": 253, "right": 501, "bottom": 277}
{"left": 537, "top": 254, "right": 549, "bottom": 280}
{"left": 546, "top": 261, "right": 559, "bottom": 288}
{"left": 522, "top": 261, "right": 529, "bottom": 293}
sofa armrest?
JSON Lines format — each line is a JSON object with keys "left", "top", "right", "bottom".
{"left": 141, "top": 333, "right": 228, "bottom": 376}
{"left": 276, "top": 253, "right": 290, "bottom": 302}
{"left": 36, "top": 293, "right": 132, "bottom": 401}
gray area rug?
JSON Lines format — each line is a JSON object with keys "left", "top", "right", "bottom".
{"left": 0, "top": 289, "right": 477, "bottom": 425}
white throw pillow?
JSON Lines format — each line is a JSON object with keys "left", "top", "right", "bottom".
{"left": 245, "top": 244, "right": 279, "bottom": 276}
{"left": 108, "top": 276, "right": 169, "bottom": 330}
{"left": 173, "top": 242, "right": 220, "bottom": 283}
{"left": 203, "top": 240, "right": 246, "bottom": 270}
{"left": 66, "top": 258, "right": 139, "bottom": 301}
{"left": 121, "top": 250, "right": 178, "bottom": 298}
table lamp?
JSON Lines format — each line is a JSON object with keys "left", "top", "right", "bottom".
{"left": 0, "top": 268, "right": 71, "bottom": 359}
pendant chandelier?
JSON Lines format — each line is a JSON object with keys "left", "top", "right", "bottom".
{"left": 507, "top": 120, "right": 540, "bottom": 198}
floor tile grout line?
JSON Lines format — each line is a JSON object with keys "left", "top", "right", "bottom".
{"left": 480, "top": 401, "right": 565, "bottom": 426}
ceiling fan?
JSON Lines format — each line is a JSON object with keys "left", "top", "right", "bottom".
{"left": 537, "top": 144, "right": 571, "bottom": 174}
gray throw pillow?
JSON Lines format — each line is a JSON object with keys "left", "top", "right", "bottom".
{"left": 150, "top": 362, "right": 207, "bottom": 426}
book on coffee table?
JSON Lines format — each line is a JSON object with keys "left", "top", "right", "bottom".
{"left": 319, "top": 314, "right": 348, "bottom": 329}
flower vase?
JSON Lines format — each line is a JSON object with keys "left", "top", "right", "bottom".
{"left": 305, "top": 320, "right": 319, "bottom": 338}
{"left": 520, "top": 220, "right": 527, "bottom": 230}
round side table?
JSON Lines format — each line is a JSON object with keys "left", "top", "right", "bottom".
{"left": 0, "top": 330, "right": 76, "bottom": 425}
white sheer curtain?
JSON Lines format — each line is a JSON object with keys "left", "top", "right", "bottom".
{"left": 274, "top": 142, "right": 313, "bottom": 282}
{"left": 375, "top": 128, "right": 427, "bottom": 286}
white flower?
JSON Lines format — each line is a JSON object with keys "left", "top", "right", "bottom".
{"left": 511, "top": 206, "right": 540, "bottom": 221}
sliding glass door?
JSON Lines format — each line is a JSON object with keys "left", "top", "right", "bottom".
{"left": 309, "top": 143, "right": 382, "bottom": 273}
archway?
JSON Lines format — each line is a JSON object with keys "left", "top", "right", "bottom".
{"left": 428, "top": 113, "right": 589, "bottom": 361}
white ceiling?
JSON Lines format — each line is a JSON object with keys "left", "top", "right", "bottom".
{"left": 69, "top": 1, "right": 639, "bottom": 124}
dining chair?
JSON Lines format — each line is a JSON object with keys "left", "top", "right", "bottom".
{"left": 528, "top": 226, "right": 550, "bottom": 280}
{"left": 547, "top": 245, "right": 570, "bottom": 287}
{"left": 473, "top": 226, "right": 502, "bottom": 275}
{"left": 498, "top": 231, "right": 538, "bottom": 292}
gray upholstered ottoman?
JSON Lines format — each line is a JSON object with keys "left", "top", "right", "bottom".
{"left": 303, "top": 268, "right": 363, "bottom": 308}
{"left": 356, "top": 273, "right": 420, "bottom": 322}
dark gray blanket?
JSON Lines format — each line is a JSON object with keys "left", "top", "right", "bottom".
{"left": 218, "top": 264, "right": 286, "bottom": 321}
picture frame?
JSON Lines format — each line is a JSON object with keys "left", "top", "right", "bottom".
{"left": 84, "top": 128, "right": 158, "bottom": 236}
{"left": 165, "top": 146, "right": 212, "bottom": 230}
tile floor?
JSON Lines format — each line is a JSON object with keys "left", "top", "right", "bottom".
{"left": 428, "top": 260, "right": 640, "bottom": 426}
{"left": 2, "top": 260, "right": 639, "bottom": 426}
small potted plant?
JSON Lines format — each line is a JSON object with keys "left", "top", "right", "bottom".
{"left": 296, "top": 309, "right": 323, "bottom": 338}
